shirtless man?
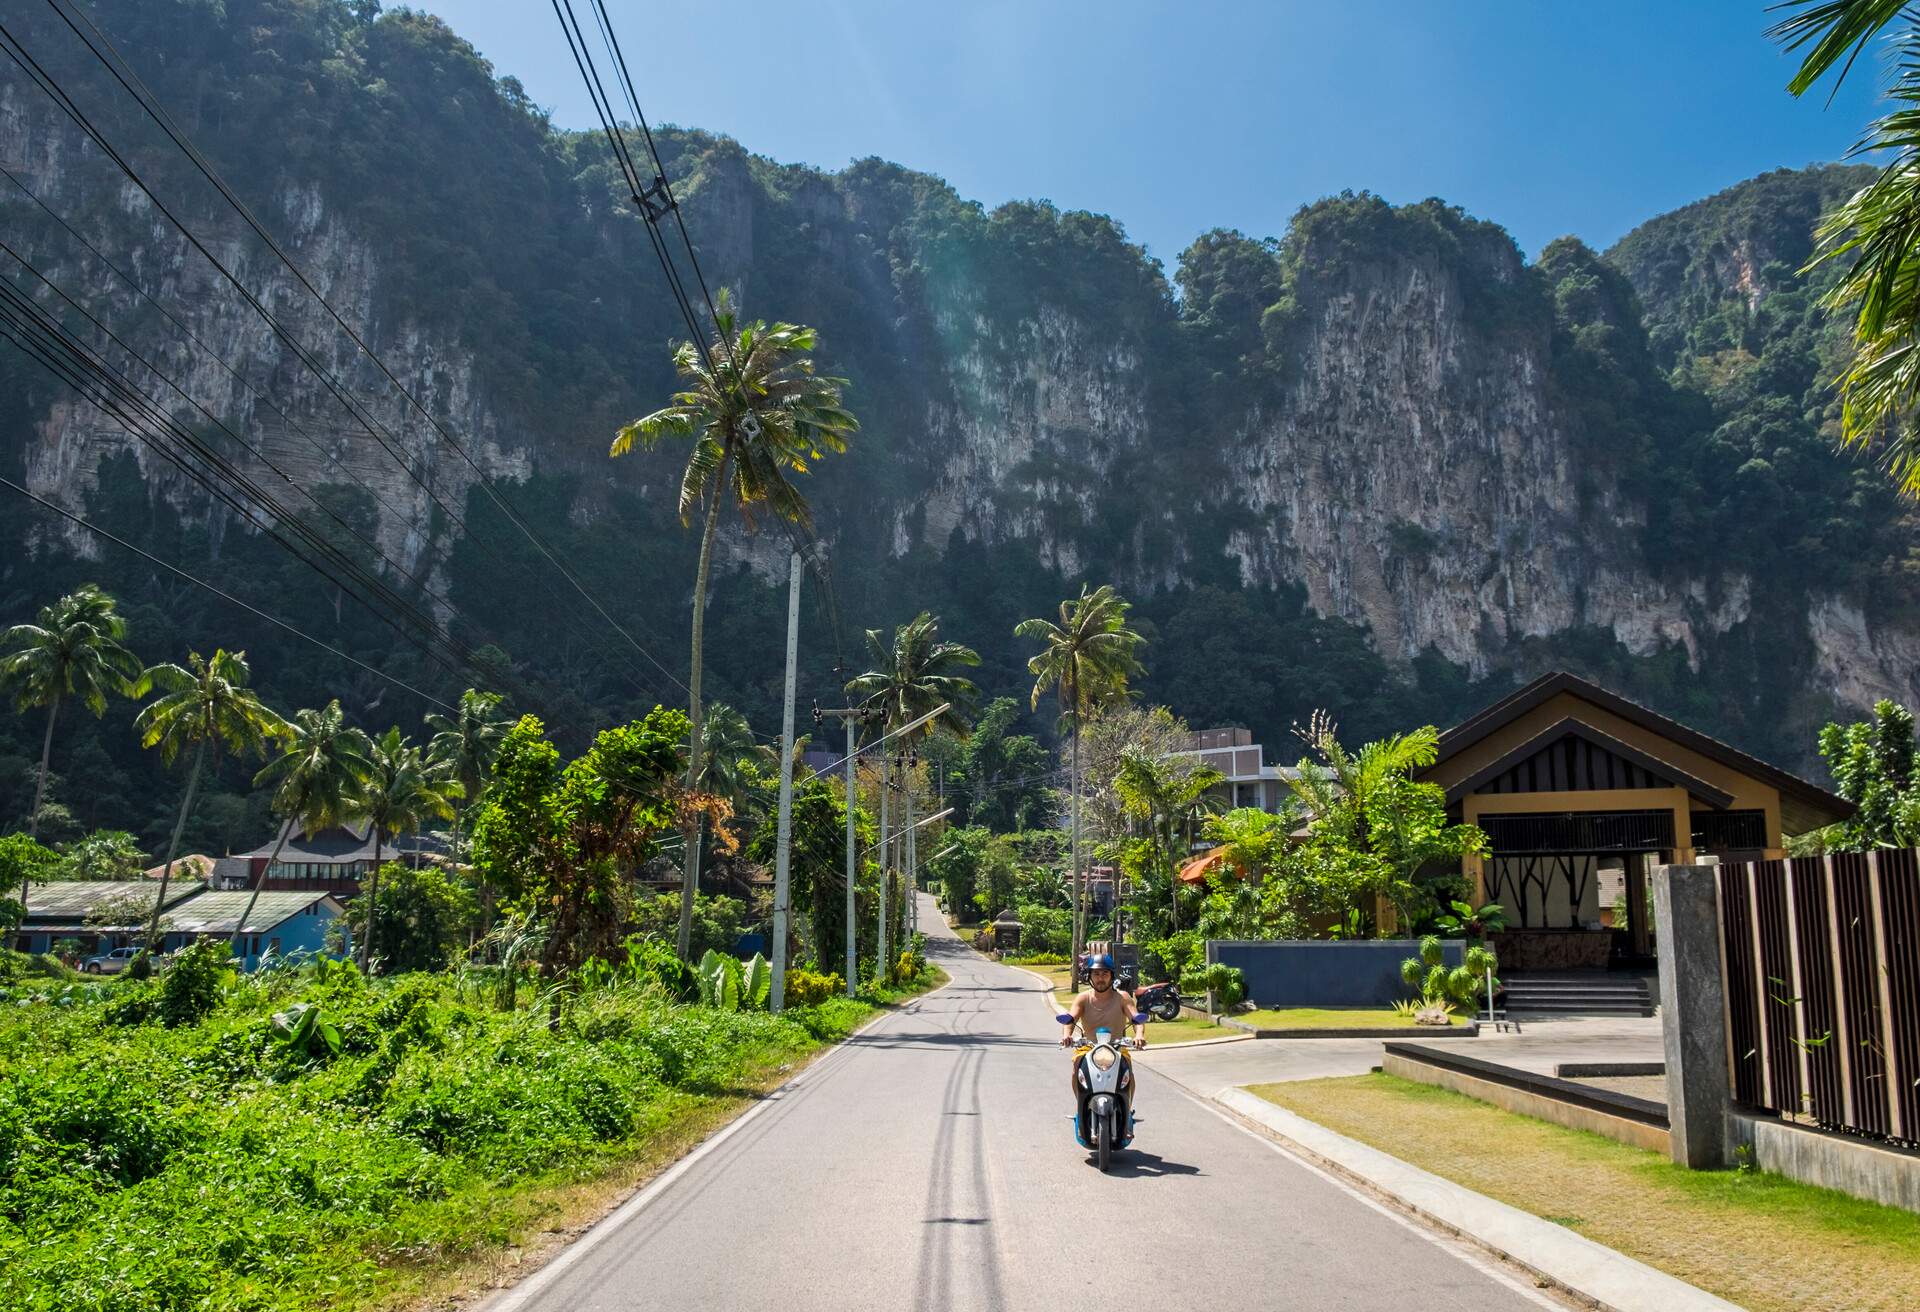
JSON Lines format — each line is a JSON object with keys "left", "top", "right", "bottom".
{"left": 1059, "top": 952, "right": 1145, "bottom": 1064}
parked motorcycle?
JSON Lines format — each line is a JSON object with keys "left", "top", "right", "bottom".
{"left": 1132, "top": 979, "right": 1183, "bottom": 1022}
{"left": 1059, "top": 1011, "right": 1147, "bottom": 1171}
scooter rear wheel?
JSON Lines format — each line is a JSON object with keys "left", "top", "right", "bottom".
{"left": 1156, "top": 998, "right": 1181, "bottom": 1021}
{"left": 1095, "top": 1112, "right": 1111, "bottom": 1172}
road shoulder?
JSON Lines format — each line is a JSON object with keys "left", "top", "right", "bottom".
{"left": 1213, "top": 1088, "right": 1740, "bottom": 1312}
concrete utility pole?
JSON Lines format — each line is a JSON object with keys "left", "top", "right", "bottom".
{"left": 876, "top": 754, "right": 890, "bottom": 984}
{"left": 812, "top": 703, "right": 878, "bottom": 999}
{"left": 770, "top": 549, "right": 802, "bottom": 1013}
{"left": 904, "top": 756, "right": 916, "bottom": 943}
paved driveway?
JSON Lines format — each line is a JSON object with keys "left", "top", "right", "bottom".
{"left": 1149, "top": 1015, "right": 1665, "bottom": 1097}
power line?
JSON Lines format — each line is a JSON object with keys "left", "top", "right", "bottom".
{"left": 3, "top": 11, "right": 688, "bottom": 709}
{"left": 0, "top": 268, "right": 498, "bottom": 688}
{"left": 0, "top": 475, "right": 457, "bottom": 711}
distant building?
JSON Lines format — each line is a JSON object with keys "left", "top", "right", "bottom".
{"left": 13, "top": 878, "right": 346, "bottom": 969}
{"left": 224, "top": 824, "right": 444, "bottom": 898}
{"left": 159, "top": 890, "right": 347, "bottom": 970}
{"left": 1168, "top": 727, "right": 1299, "bottom": 814}
{"left": 13, "top": 878, "right": 205, "bottom": 955}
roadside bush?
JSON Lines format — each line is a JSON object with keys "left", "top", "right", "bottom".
{"left": 157, "top": 939, "right": 231, "bottom": 1027}
{"left": 1399, "top": 936, "right": 1498, "bottom": 1011}
{"left": 784, "top": 967, "right": 841, "bottom": 1007}
{"left": 1013, "top": 903, "right": 1071, "bottom": 955}
{"left": 1178, "top": 963, "right": 1246, "bottom": 1009}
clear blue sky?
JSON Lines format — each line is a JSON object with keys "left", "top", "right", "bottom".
{"left": 417, "top": 0, "right": 1884, "bottom": 269}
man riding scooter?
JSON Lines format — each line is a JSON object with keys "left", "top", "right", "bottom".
{"left": 1060, "top": 953, "right": 1145, "bottom": 1071}
{"left": 1059, "top": 952, "right": 1146, "bottom": 1169}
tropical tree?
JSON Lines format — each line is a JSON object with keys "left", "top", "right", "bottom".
{"left": 355, "top": 728, "right": 459, "bottom": 972}
{"left": 948, "top": 696, "right": 1052, "bottom": 832}
{"left": 1283, "top": 713, "right": 1488, "bottom": 934}
{"left": 240, "top": 700, "right": 375, "bottom": 953}
{"left": 426, "top": 688, "right": 510, "bottom": 865}
{"left": 1815, "top": 698, "right": 1920, "bottom": 849}
{"left": 1114, "top": 745, "right": 1225, "bottom": 937}
{"left": 694, "top": 702, "right": 775, "bottom": 814}
{"left": 0, "top": 585, "right": 143, "bottom": 839}
{"left": 133, "top": 650, "right": 286, "bottom": 948}
{"left": 847, "top": 611, "right": 979, "bottom": 949}
{"left": 1014, "top": 583, "right": 1145, "bottom": 968}
{"left": 1772, "top": 1, "right": 1920, "bottom": 493}
{"left": 610, "top": 290, "right": 857, "bottom": 960}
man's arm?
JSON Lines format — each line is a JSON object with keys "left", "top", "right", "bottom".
{"left": 1122, "top": 990, "right": 1145, "bottom": 1046}
{"left": 1061, "top": 991, "right": 1082, "bottom": 1045}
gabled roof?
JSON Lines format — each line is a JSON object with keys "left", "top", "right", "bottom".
{"left": 1430, "top": 671, "right": 1852, "bottom": 827}
{"left": 1442, "top": 716, "right": 1735, "bottom": 809}
{"left": 23, "top": 879, "right": 206, "bottom": 925}
{"left": 161, "top": 891, "right": 341, "bottom": 935}
{"left": 232, "top": 824, "right": 445, "bottom": 863}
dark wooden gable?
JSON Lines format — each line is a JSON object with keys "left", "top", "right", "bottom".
{"left": 1446, "top": 717, "right": 1735, "bottom": 809}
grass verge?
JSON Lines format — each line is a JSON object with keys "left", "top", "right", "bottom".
{"left": 1251, "top": 1073, "right": 1920, "bottom": 1312}
{"left": 1235, "top": 1007, "right": 1460, "bottom": 1030}
{"left": 0, "top": 961, "right": 945, "bottom": 1312}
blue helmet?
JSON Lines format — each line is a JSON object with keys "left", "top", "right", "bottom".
{"left": 1087, "top": 953, "right": 1116, "bottom": 974}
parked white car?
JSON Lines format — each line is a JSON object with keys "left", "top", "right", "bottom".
{"left": 81, "top": 946, "right": 139, "bottom": 975}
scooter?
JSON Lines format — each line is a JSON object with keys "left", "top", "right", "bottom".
{"left": 1059, "top": 1011, "right": 1147, "bottom": 1172}
{"left": 1132, "top": 979, "right": 1183, "bottom": 1022}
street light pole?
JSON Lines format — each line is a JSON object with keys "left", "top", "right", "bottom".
{"left": 770, "top": 549, "right": 802, "bottom": 1013}
{"left": 876, "top": 753, "right": 890, "bottom": 985}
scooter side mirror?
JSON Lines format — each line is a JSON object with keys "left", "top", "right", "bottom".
{"left": 1055, "top": 1013, "right": 1074, "bottom": 1025}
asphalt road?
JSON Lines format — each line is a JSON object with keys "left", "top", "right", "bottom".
{"left": 495, "top": 894, "right": 1562, "bottom": 1312}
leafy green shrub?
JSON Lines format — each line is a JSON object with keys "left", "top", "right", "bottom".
{"left": 1013, "top": 903, "right": 1071, "bottom": 955}
{"left": 156, "top": 940, "right": 231, "bottom": 1027}
{"left": 784, "top": 967, "right": 842, "bottom": 1007}
{"left": 1399, "top": 935, "right": 1498, "bottom": 1010}
{"left": 1143, "top": 931, "right": 1202, "bottom": 981}
{"left": 1179, "top": 963, "right": 1247, "bottom": 1009}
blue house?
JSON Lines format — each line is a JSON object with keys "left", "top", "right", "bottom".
{"left": 158, "top": 890, "right": 348, "bottom": 970}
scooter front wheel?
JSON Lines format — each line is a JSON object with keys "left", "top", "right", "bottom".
{"left": 1095, "top": 1111, "right": 1111, "bottom": 1172}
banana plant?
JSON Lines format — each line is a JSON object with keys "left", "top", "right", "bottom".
{"left": 270, "top": 1001, "right": 342, "bottom": 1062}
{"left": 696, "top": 949, "right": 741, "bottom": 1010}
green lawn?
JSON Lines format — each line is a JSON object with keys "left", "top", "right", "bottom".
{"left": 1137, "top": 1013, "right": 1234, "bottom": 1044}
{"left": 1234, "top": 1007, "right": 1461, "bottom": 1030}
{"left": 1252, "top": 1074, "right": 1920, "bottom": 1312}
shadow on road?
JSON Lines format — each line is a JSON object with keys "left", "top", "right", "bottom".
{"left": 1088, "top": 1150, "right": 1203, "bottom": 1179}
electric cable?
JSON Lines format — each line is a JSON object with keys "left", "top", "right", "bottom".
{"left": 0, "top": 475, "right": 457, "bottom": 711}
{"left": 25, "top": 1, "right": 695, "bottom": 702}
{"left": 1, "top": 18, "right": 687, "bottom": 709}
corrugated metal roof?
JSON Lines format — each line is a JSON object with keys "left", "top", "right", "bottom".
{"left": 160, "top": 891, "right": 339, "bottom": 934}
{"left": 24, "top": 879, "right": 206, "bottom": 922}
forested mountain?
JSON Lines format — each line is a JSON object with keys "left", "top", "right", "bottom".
{"left": 1, "top": 0, "right": 1911, "bottom": 850}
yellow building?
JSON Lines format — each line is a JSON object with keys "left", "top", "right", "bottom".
{"left": 1417, "top": 672, "right": 1853, "bottom": 971}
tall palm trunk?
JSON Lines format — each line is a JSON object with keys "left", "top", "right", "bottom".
{"left": 145, "top": 738, "right": 207, "bottom": 952}
{"left": 233, "top": 816, "right": 294, "bottom": 956}
{"left": 359, "top": 832, "right": 385, "bottom": 973}
{"left": 28, "top": 694, "right": 59, "bottom": 841}
{"left": 678, "top": 450, "right": 732, "bottom": 961}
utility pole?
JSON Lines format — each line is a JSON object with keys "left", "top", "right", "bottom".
{"left": 905, "top": 751, "right": 917, "bottom": 942}
{"left": 813, "top": 702, "right": 878, "bottom": 999}
{"left": 770, "top": 549, "right": 802, "bottom": 1013}
{"left": 876, "top": 753, "right": 890, "bottom": 984}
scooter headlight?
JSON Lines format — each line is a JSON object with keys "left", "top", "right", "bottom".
{"left": 1090, "top": 1044, "right": 1118, "bottom": 1072}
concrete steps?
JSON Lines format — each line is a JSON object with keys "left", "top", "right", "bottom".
{"left": 1503, "top": 973, "right": 1654, "bottom": 1017}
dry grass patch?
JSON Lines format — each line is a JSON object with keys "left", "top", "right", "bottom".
{"left": 1237, "top": 1007, "right": 1460, "bottom": 1030}
{"left": 1252, "top": 1074, "right": 1920, "bottom": 1312}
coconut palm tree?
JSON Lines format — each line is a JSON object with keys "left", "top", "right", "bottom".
{"left": 694, "top": 702, "right": 775, "bottom": 815}
{"left": 0, "top": 585, "right": 144, "bottom": 840}
{"left": 847, "top": 612, "right": 979, "bottom": 949}
{"left": 355, "top": 727, "right": 459, "bottom": 972}
{"left": 133, "top": 649, "right": 287, "bottom": 949}
{"left": 239, "top": 700, "right": 374, "bottom": 954}
{"left": 1014, "top": 584, "right": 1145, "bottom": 970}
{"left": 1772, "top": 2, "right": 1920, "bottom": 493}
{"left": 610, "top": 289, "right": 858, "bottom": 960}
{"left": 426, "top": 688, "right": 509, "bottom": 865}
{"left": 845, "top": 612, "right": 979, "bottom": 740}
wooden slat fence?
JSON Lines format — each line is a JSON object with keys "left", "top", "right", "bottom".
{"left": 1717, "top": 851, "right": 1920, "bottom": 1147}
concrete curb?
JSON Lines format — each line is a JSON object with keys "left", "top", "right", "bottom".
{"left": 1217, "top": 1016, "right": 1482, "bottom": 1039}
{"left": 1014, "top": 969, "right": 1252, "bottom": 1048}
{"left": 1213, "top": 1088, "right": 1741, "bottom": 1312}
